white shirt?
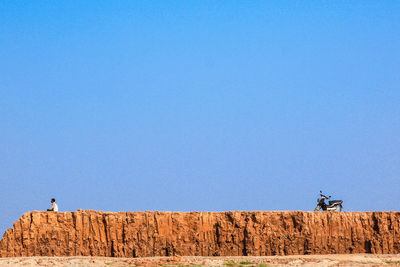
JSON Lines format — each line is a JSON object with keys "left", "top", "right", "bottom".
{"left": 52, "top": 202, "right": 59, "bottom": 212}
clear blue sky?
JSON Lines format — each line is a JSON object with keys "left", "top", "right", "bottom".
{"left": 1, "top": 1, "right": 399, "bottom": 234}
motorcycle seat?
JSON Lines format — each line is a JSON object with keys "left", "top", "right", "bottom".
{"left": 329, "top": 200, "right": 343, "bottom": 205}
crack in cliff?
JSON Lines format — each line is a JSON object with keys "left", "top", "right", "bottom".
{"left": 153, "top": 214, "right": 159, "bottom": 234}
{"left": 214, "top": 222, "right": 221, "bottom": 246}
{"left": 226, "top": 212, "right": 234, "bottom": 224}
{"left": 372, "top": 212, "right": 380, "bottom": 234}
{"left": 242, "top": 227, "right": 248, "bottom": 256}
{"left": 102, "top": 215, "right": 109, "bottom": 256}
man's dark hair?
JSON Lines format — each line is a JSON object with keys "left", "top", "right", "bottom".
{"left": 51, "top": 198, "right": 56, "bottom": 202}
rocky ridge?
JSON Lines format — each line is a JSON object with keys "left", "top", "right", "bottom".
{"left": 0, "top": 210, "right": 399, "bottom": 257}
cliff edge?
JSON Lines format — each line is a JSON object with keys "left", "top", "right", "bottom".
{"left": 1, "top": 211, "right": 399, "bottom": 257}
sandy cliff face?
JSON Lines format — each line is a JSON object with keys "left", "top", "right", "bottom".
{"left": 0, "top": 211, "right": 399, "bottom": 257}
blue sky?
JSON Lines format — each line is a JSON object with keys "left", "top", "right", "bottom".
{"left": 1, "top": 1, "right": 399, "bottom": 234}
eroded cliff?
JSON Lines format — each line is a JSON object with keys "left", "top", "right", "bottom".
{"left": 1, "top": 211, "right": 399, "bottom": 257}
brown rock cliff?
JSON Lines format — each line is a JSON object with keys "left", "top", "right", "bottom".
{"left": 1, "top": 211, "right": 399, "bottom": 257}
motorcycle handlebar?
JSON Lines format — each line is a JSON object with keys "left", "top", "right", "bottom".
{"left": 319, "top": 191, "right": 332, "bottom": 199}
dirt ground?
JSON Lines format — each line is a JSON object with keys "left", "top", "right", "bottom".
{"left": 0, "top": 254, "right": 400, "bottom": 266}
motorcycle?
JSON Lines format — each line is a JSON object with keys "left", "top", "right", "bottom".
{"left": 314, "top": 191, "right": 343, "bottom": 211}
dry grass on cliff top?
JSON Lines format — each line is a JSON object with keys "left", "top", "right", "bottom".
{"left": 1, "top": 254, "right": 400, "bottom": 267}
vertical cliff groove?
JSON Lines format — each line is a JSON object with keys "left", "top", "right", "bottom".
{"left": 1, "top": 211, "right": 399, "bottom": 257}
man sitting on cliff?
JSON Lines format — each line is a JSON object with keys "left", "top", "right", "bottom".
{"left": 47, "top": 198, "right": 58, "bottom": 212}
